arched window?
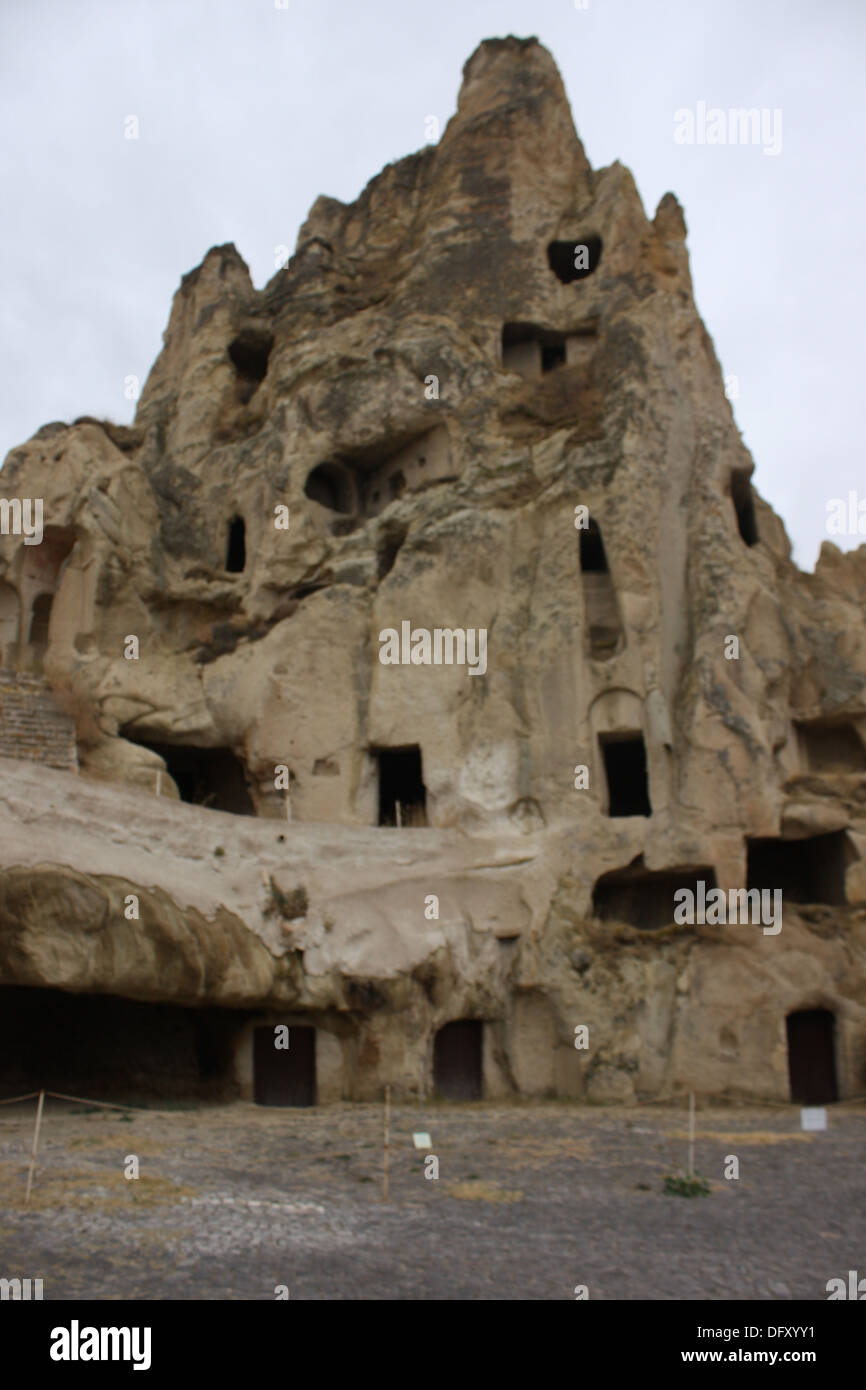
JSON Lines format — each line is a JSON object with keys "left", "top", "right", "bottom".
{"left": 28, "top": 593, "right": 53, "bottom": 658}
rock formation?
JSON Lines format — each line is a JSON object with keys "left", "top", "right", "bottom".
{"left": 1, "top": 35, "right": 865, "bottom": 1106}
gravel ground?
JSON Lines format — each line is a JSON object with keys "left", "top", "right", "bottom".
{"left": 0, "top": 1099, "right": 863, "bottom": 1300}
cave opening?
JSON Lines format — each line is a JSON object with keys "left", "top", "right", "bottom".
{"left": 731, "top": 471, "right": 759, "bottom": 546}
{"left": 600, "top": 733, "right": 651, "bottom": 817}
{"left": 433, "top": 1020, "right": 483, "bottom": 1100}
{"left": 304, "top": 462, "right": 356, "bottom": 515}
{"left": 796, "top": 720, "right": 866, "bottom": 774}
{"left": 28, "top": 593, "right": 53, "bottom": 665}
{"left": 746, "top": 832, "right": 848, "bottom": 905}
{"left": 579, "top": 518, "right": 609, "bottom": 573}
{"left": 786, "top": 1008, "right": 838, "bottom": 1104}
{"left": 225, "top": 515, "right": 246, "bottom": 573}
{"left": 0, "top": 985, "right": 246, "bottom": 1103}
{"left": 501, "top": 323, "right": 568, "bottom": 378}
{"left": 592, "top": 859, "right": 719, "bottom": 931}
{"left": 126, "top": 737, "right": 257, "bottom": 816}
{"left": 375, "top": 745, "right": 427, "bottom": 826}
{"left": 547, "top": 236, "right": 603, "bottom": 283}
{"left": 227, "top": 331, "right": 273, "bottom": 404}
{"left": 253, "top": 1024, "right": 316, "bottom": 1107}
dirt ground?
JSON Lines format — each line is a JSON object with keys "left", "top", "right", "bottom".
{"left": 1, "top": 1098, "right": 863, "bottom": 1300}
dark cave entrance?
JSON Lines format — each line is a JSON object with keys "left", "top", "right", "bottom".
{"left": 796, "top": 720, "right": 866, "bottom": 774}
{"left": 600, "top": 733, "right": 652, "bottom": 817}
{"left": 433, "top": 1020, "right": 483, "bottom": 1100}
{"left": 501, "top": 323, "right": 569, "bottom": 377}
{"left": 786, "top": 1008, "right": 838, "bottom": 1104}
{"left": 125, "top": 738, "right": 257, "bottom": 816}
{"left": 225, "top": 515, "right": 246, "bottom": 572}
{"left": 227, "top": 330, "right": 273, "bottom": 404}
{"left": 375, "top": 745, "right": 427, "bottom": 826}
{"left": 253, "top": 1025, "right": 316, "bottom": 1107}
{"left": 27, "top": 593, "right": 53, "bottom": 668}
{"left": 579, "top": 519, "right": 609, "bottom": 573}
{"left": 746, "top": 832, "right": 849, "bottom": 905}
{"left": 731, "top": 471, "right": 759, "bottom": 546}
{"left": 592, "top": 859, "right": 718, "bottom": 930}
{"left": 579, "top": 518, "right": 623, "bottom": 657}
{"left": 304, "top": 463, "right": 356, "bottom": 514}
{"left": 547, "top": 236, "right": 603, "bottom": 283}
{"left": 0, "top": 986, "right": 246, "bottom": 1103}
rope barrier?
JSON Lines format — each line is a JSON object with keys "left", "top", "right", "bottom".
{"left": 0, "top": 1090, "right": 154, "bottom": 1112}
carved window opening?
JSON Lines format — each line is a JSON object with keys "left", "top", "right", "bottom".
{"left": 374, "top": 745, "right": 427, "bottom": 826}
{"left": 600, "top": 732, "right": 651, "bottom": 817}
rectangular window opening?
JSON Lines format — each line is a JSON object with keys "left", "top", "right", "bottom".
{"left": 374, "top": 745, "right": 427, "bottom": 826}
{"left": 600, "top": 733, "right": 651, "bottom": 817}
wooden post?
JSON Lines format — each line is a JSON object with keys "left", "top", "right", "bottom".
{"left": 395, "top": 800, "right": 402, "bottom": 829}
{"left": 383, "top": 1084, "right": 391, "bottom": 1202}
{"left": 25, "top": 1089, "right": 45, "bottom": 1204}
{"left": 688, "top": 1091, "right": 695, "bottom": 1177}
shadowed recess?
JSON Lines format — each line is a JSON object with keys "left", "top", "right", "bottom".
{"left": 0, "top": 985, "right": 247, "bottom": 1103}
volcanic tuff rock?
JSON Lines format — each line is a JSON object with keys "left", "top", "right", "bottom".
{"left": 1, "top": 36, "right": 865, "bottom": 1103}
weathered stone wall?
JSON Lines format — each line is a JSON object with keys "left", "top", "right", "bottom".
{"left": 0, "top": 36, "right": 865, "bottom": 1106}
{"left": 0, "top": 670, "right": 78, "bottom": 772}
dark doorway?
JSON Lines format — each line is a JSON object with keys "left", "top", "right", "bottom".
{"left": 786, "top": 1009, "right": 838, "bottom": 1104}
{"left": 600, "top": 733, "right": 651, "bottom": 816}
{"left": 0, "top": 986, "right": 244, "bottom": 1103}
{"left": 225, "top": 516, "right": 246, "bottom": 572}
{"left": 797, "top": 721, "right": 866, "bottom": 774}
{"left": 747, "top": 832, "right": 848, "bottom": 905}
{"left": 547, "top": 236, "right": 603, "bottom": 283}
{"left": 433, "top": 1020, "right": 482, "bottom": 1100}
{"left": 375, "top": 745, "right": 427, "bottom": 826}
{"left": 125, "top": 738, "right": 256, "bottom": 816}
{"left": 253, "top": 1024, "right": 316, "bottom": 1106}
{"left": 304, "top": 463, "right": 356, "bottom": 514}
{"left": 28, "top": 593, "right": 53, "bottom": 656}
{"left": 580, "top": 519, "right": 609, "bottom": 572}
{"left": 592, "top": 858, "right": 718, "bottom": 930}
{"left": 731, "top": 471, "right": 759, "bottom": 546}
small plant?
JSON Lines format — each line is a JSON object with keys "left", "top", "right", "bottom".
{"left": 663, "top": 1171, "right": 711, "bottom": 1198}
{"left": 213, "top": 846, "right": 225, "bottom": 857}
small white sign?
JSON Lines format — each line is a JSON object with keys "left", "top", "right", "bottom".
{"left": 801, "top": 1108, "right": 827, "bottom": 1131}
{"left": 412, "top": 1132, "right": 432, "bottom": 1150}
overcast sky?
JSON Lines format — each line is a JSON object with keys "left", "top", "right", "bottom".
{"left": 1, "top": 0, "right": 863, "bottom": 569}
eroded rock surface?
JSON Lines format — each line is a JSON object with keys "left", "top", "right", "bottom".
{"left": 1, "top": 36, "right": 865, "bottom": 1103}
